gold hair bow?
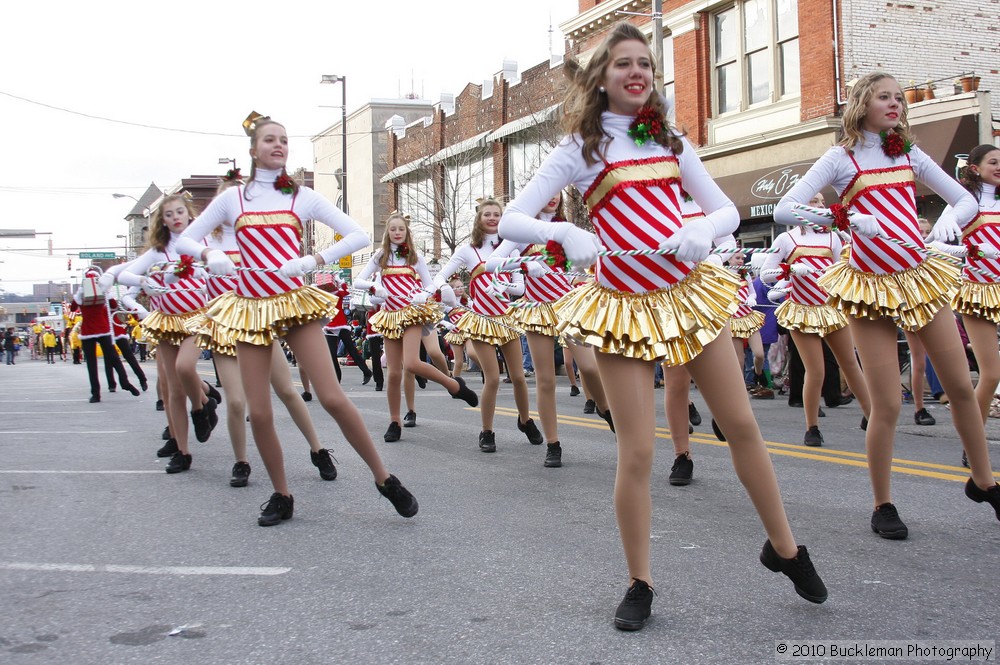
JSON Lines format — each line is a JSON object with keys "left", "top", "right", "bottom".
{"left": 389, "top": 210, "right": 412, "bottom": 222}
{"left": 242, "top": 111, "right": 269, "bottom": 137}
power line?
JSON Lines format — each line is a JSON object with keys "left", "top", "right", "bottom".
{"left": 1, "top": 89, "right": 393, "bottom": 139}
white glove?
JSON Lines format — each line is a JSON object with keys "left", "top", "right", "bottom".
{"left": 140, "top": 277, "right": 163, "bottom": 296}
{"left": 525, "top": 261, "right": 549, "bottom": 278}
{"left": 439, "top": 284, "right": 456, "bottom": 307}
{"left": 969, "top": 244, "right": 1000, "bottom": 259}
{"left": 438, "top": 320, "right": 457, "bottom": 332}
{"left": 353, "top": 278, "right": 375, "bottom": 291}
{"left": 553, "top": 224, "right": 601, "bottom": 268}
{"left": 278, "top": 255, "right": 316, "bottom": 279}
{"left": 373, "top": 286, "right": 389, "bottom": 300}
{"left": 204, "top": 249, "right": 236, "bottom": 275}
{"left": 659, "top": 220, "right": 716, "bottom": 263}
{"left": 484, "top": 279, "right": 510, "bottom": 298}
{"left": 97, "top": 272, "right": 115, "bottom": 292}
{"left": 768, "top": 284, "right": 789, "bottom": 304}
{"left": 848, "top": 213, "right": 884, "bottom": 239}
{"left": 790, "top": 264, "right": 815, "bottom": 277}
{"left": 925, "top": 215, "right": 961, "bottom": 243}
{"left": 411, "top": 290, "right": 428, "bottom": 305}
{"left": 162, "top": 272, "right": 181, "bottom": 285}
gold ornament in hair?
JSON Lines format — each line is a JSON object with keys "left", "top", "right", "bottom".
{"left": 389, "top": 210, "right": 412, "bottom": 222}
{"left": 242, "top": 111, "right": 269, "bottom": 137}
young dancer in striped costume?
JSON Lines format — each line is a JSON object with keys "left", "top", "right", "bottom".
{"left": 928, "top": 144, "right": 1000, "bottom": 463}
{"left": 175, "top": 118, "right": 417, "bottom": 525}
{"left": 433, "top": 199, "right": 541, "bottom": 453}
{"left": 775, "top": 73, "right": 1000, "bottom": 537}
{"left": 487, "top": 193, "right": 611, "bottom": 467}
{"left": 761, "top": 193, "right": 870, "bottom": 447}
{"left": 353, "top": 212, "right": 479, "bottom": 442}
{"left": 117, "top": 194, "right": 218, "bottom": 474}
{"left": 501, "top": 22, "right": 828, "bottom": 631}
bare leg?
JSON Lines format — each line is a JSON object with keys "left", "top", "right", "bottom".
{"left": 903, "top": 330, "right": 926, "bottom": 413}
{"left": 421, "top": 331, "right": 451, "bottom": 375}
{"left": 499, "top": 337, "right": 531, "bottom": 423}
{"left": 791, "top": 331, "right": 825, "bottom": 428}
{"left": 452, "top": 342, "right": 467, "bottom": 378}
{"left": 851, "top": 317, "right": 903, "bottom": 507}
{"left": 285, "top": 321, "right": 389, "bottom": 482}
{"left": 269, "top": 344, "right": 323, "bottom": 452}
{"left": 732, "top": 336, "right": 747, "bottom": 375}
{"left": 594, "top": 351, "right": 656, "bottom": 585}
{"left": 962, "top": 314, "right": 1000, "bottom": 424}
{"left": 385, "top": 338, "right": 405, "bottom": 423}
{"left": 471, "top": 340, "right": 501, "bottom": 430}
{"left": 824, "top": 326, "right": 871, "bottom": 418}
{"left": 214, "top": 354, "right": 248, "bottom": 462}
{"left": 663, "top": 364, "right": 691, "bottom": 455}
{"left": 237, "top": 342, "right": 288, "bottom": 495}
{"left": 299, "top": 365, "right": 311, "bottom": 394}
{"left": 526, "top": 332, "right": 558, "bottom": 443}
{"left": 563, "top": 343, "right": 579, "bottom": 388}
{"left": 174, "top": 336, "right": 208, "bottom": 412}
{"left": 158, "top": 343, "right": 192, "bottom": 455}
{"left": 915, "top": 308, "right": 995, "bottom": 488}
{"left": 568, "top": 341, "right": 609, "bottom": 412}
{"left": 687, "top": 334, "right": 798, "bottom": 558}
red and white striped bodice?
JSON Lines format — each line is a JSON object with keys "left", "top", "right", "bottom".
{"left": 520, "top": 244, "right": 573, "bottom": 303}
{"left": 447, "top": 298, "right": 468, "bottom": 325}
{"left": 206, "top": 249, "right": 241, "bottom": 299}
{"left": 733, "top": 279, "right": 754, "bottom": 318}
{"left": 961, "top": 211, "right": 1000, "bottom": 284}
{"left": 233, "top": 193, "right": 305, "bottom": 297}
{"left": 469, "top": 255, "right": 512, "bottom": 317}
{"left": 583, "top": 156, "right": 692, "bottom": 294}
{"left": 842, "top": 157, "right": 923, "bottom": 275}
{"left": 787, "top": 238, "right": 836, "bottom": 306}
{"left": 150, "top": 250, "right": 207, "bottom": 315}
{"left": 381, "top": 265, "right": 422, "bottom": 312}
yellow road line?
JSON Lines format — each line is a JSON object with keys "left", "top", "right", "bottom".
{"left": 488, "top": 406, "right": 995, "bottom": 483}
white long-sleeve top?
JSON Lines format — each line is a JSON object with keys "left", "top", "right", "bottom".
{"left": 354, "top": 246, "right": 436, "bottom": 312}
{"left": 118, "top": 233, "right": 208, "bottom": 315}
{"left": 761, "top": 228, "right": 842, "bottom": 306}
{"left": 773, "top": 131, "right": 977, "bottom": 275}
{"left": 435, "top": 234, "right": 522, "bottom": 316}
{"left": 500, "top": 112, "right": 738, "bottom": 294}
{"left": 938, "top": 183, "right": 1000, "bottom": 284}
{"left": 175, "top": 168, "right": 369, "bottom": 290}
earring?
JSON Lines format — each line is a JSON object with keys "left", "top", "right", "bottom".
{"left": 599, "top": 86, "right": 606, "bottom": 93}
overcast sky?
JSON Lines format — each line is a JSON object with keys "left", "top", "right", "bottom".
{"left": 0, "top": 0, "right": 578, "bottom": 294}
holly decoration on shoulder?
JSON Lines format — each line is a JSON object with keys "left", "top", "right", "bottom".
{"left": 274, "top": 172, "right": 296, "bottom": 194}
{"left": 627, "top": 105, "right": 664, "bottom": 147}
{"left": 879, "top": 130, "right": 912, "bottom": 159}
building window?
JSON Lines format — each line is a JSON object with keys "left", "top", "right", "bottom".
{"left": 712, "top": 0, "right": 799, "bottom": 115}
{"left": 662, "top": 34, "right": 675, "bottom": 120}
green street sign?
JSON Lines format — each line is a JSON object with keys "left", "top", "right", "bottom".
{"left": 79, "top": 252, "right": 116, "bottom": 259}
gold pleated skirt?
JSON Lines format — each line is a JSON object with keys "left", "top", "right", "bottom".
{"left": 953, "top": 280, "right": 1000, "bottom": 324}
{"left": 818, "top": 254, "right": 960, "bottom": 331}
{"left": 730, "top": 311, "right": 765, "bottom": 339}
{"left": 454, "top": 310, "right": 522, "bottom": 346}
{"left": 506, "top": 301, "right": 560, "bottom": 337}
{"left": 775, "top": 301, "right": 848, "bottom": 337}
{"left": 444, "top": 330, "right": 468, "bottom": 346}
{"left": 189, "top": 311, "right": 237, "bottom": 357}
{"left": 553, "top": 261, "right": 740, "bottom": 364}
{"left": 140, "top": 309, "right": 204, "bottom": 347}
{"left": 205, "top": 285, "right": 339, "bottom": 346}
{"left": 369, "top": 303, "right": 444, "bottom": 340}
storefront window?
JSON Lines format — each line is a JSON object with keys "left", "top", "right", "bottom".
{"left": 713, "top": 0, "right": 799, "bottom": 115}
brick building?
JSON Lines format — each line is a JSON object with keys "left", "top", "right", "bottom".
{"left": 381, "top": 0, "right": 997, "bottom": 257}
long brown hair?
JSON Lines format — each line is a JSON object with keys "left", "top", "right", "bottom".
{"left": 245, "top": 119, "right": 299, "bottom": 200}
{"left": 561, "top": 21, "right": 682, "bottom": 166}
{"left": 838, "top": 72, "right": 913, "bottom": 152}
{"left": 378, "top": 213, "right": 417, "bottom": 269}
{"left": 146, "top": 194, "right": 199, "bottom": 252}
{"left": 961, "top": 144, "right": 1000, "bottom": 202}
{"left": 470, "top": 198, "right": 503, "bottom": 248}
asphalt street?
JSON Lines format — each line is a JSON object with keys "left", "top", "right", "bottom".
{"left": 1, "top": 355, "right": 998, "bottom": 664}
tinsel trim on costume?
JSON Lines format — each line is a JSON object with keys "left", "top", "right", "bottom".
{"left": 775, "top": 301, "right": 848, "bottom": 337}
{"left": 188, "top": 311, "right": 237, "bottom": 357}
{"left": 506, "top": 301, "right": 560, "bottom": 337}
{"left": 729, "top": 310, "right": 765, "bottom": 338}
{"left": 444, "top": 330, "right": 469, "bottom": 346}
{"left": 140, "top": 309, "right": 204, "bottom": 347}
{"left": 818, "top": 253, "right": 959, "bottom": 331}
{"left": 205, "top": 285, "right": 339, "bottom": 346}
{"left": 369, "top": 303, "right": 444, "bottom": 340}
{"left": 453, "top": 310, "right": 522, "bottom": 346}
{"left": 553, "top": 261, "right": 740, "bottom": 364}
{"left": 953, "top": 280, "right": 1000, "bottom": 324}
